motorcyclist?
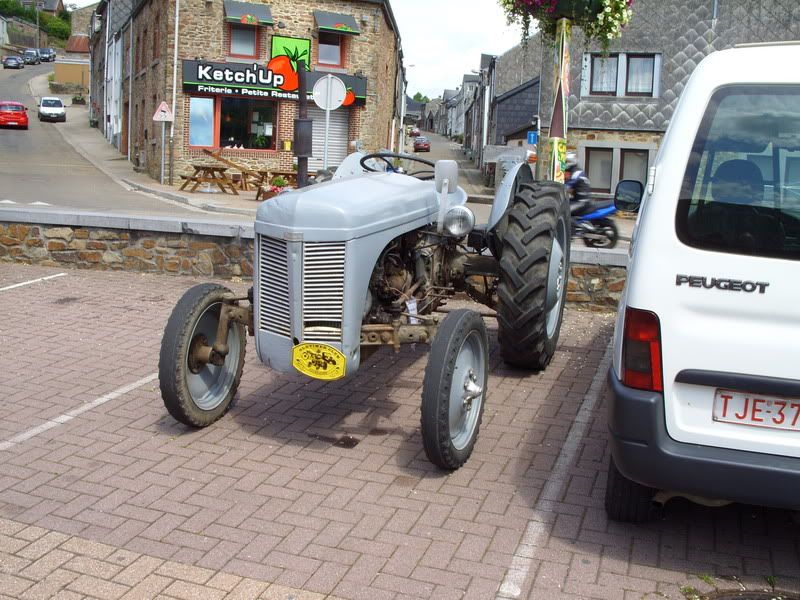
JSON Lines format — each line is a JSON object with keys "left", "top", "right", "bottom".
{"left": 564, "top": 158, "right": 591, "bottom": 216}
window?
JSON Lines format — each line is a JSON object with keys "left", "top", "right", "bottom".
{"left": 141, "top": 29, "right": 147, "bottom": 68}
{"left": 318, "top": 32, "right": 342, "bottom": 66}
{"left": 584, "top": 53, "right": 658, "bottom": 98}
{"left": 626, "top": 54, "right": 654, "bottom": 96}
{"left": 590, "top": 54, "right": 617, "bottom": 95}
{"left": 135, "top": 34, "right": 140, "bottom": 71}
{"left": 188, "top": 96, "right": 277, "bottom": 151}
{"left": 152, "top": 18, "right": 159, "bottom": 59}
{"left": 586, "top": 148, "right": 613, "bottom": 193}
{"left": 220, "top": 98, "right": 275, "bottom": 150}
{"left": 188, "top": 97, "right": 214, "bottom": 147}
{"left": 676, "top": 86, "right": 800, "bottom": 260}
{"left": 621, "top": 149, "right": 648, "bottom": 186}
{"left": 230, "top": 24, "right": 257, "bottom": 58}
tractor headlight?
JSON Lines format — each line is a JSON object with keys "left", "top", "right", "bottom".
{"left": 443, "top": 205, "right": 475, "bottom": 237}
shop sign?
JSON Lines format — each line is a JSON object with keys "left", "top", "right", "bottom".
{"left": 182, "top": 60, "right": 367, "bottom": 106}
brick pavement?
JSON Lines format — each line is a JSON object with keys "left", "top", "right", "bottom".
{"left": 0, "top": 263, "right": 798, "bottom": 599}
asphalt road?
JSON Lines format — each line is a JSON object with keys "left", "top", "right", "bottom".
{"left": 0, "top": 63, "right": 200, "bottom": 216}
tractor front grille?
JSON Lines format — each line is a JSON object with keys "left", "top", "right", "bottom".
{"left": 302, "top": 242, "right": 345, "bottom": 343}
{"left": 258, "top": 235, "right": 291, "bottom": 338}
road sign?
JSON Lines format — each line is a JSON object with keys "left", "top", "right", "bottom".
{"left": 527, "top": 131, "right": 539, "bottom": 145}
{"left": 312, "top": 74, "right": 347, "bottom": 170}
{"left": 312, "top": 74, "right": 346, "bottom": 111}
{"left": 152, "top": 101, "right": 174, "bottom": 122}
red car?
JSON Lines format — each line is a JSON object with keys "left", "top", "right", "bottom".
{"left": 0, "top": 101, "right": 29, "bottom": 129}
{"left": 413, "top": 136, "right": 430, "bottom": 152}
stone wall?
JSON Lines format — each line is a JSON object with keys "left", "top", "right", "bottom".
{"left": 70, "top": 3, "right": 98, "bottom": 36}
{"left": 0, "top": 223, "right": 253, "bottom": 278}
{"left": 0, "top": 217, "right": 627, "bottom": 311}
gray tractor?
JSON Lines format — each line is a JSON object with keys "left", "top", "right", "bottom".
{"left": 159, "top": 152, "right": 570, "bottom": 470}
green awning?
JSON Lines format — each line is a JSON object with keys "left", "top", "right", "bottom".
{"left": 224, "top": 0, "right": 272, "bottom": 25}
{"left": 313, "top": 10, "right": 360, "bottom": 35}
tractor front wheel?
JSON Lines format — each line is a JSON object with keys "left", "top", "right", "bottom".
{"left": 421, "top": 309, "right": 489, "bottom": 470}
{"left": 159, "top": 284, "right": 246, "bottom": 427}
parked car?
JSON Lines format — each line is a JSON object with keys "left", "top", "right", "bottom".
{"left": 38, "top": 48, "right": 56, "bottom": 62}
{"left": 0, "top": 102, "right": 30, "bottom": 129}
{"left": 22, "top": 49, "right": 40, "bottom": 65}
{"left": 38, "top": 97, "right": 66, "bottom": 122}
{"left": 2, "top": 56, "right": 24, "bottom": 69}
{"left": 413, "top": 136, "right": 431, "bottom": 152}
{"left": 605, "top": 43, "right": 800, "bottom": 523}
{"left": 410, "top": 127, "right": 421, "bottom": 137}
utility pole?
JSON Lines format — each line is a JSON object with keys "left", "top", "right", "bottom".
{"left": 35, "top": 1, "right": 43, "bottom": 48}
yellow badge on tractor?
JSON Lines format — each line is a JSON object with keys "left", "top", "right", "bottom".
{"left": 291, "top": 343, "right": 346, "bottom": 381}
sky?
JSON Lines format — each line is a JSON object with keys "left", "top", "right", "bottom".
{"left": 389, "top": 0, "right": 523, "bottom": 100}
{"left": 68, "top": 0, "right": 524, "bottom": 99}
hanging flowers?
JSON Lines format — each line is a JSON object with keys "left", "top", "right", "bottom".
{"left": 500, "top": 0, "right": 634, "bottom": 50}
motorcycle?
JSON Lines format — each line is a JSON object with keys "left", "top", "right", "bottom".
{"left": 571, "top": 200, "right": 619, "bottom": 248}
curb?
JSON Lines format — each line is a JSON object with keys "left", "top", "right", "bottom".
{"left": 120, "top": 179, "right": 257, "bottom": 218}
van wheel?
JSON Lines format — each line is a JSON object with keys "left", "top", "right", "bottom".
{"left": 604, "top": 457, "right": 657, "bottom": 523}
{"left": 495, "top": 181, "right": 570, "bottom": 370}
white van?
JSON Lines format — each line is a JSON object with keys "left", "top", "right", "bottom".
{"left": 605, "top": 42, "right": 800, "bottom": 522}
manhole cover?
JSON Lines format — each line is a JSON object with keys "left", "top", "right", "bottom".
{"left": 705, "top": 592, "right": 800, "bottom": 600}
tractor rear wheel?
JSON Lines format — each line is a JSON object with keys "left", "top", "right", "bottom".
{"left": 495, "top": 181, "right": 570, "bottom": 370}
{"left": 159, "top": 284, "right": 246, "bottom": 427}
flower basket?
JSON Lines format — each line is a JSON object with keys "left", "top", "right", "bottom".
{"left": 501, "top": 0, "right": 634, "bottom": 50}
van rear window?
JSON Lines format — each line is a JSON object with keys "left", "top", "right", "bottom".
{"left": 676, "top": 85, "right": 800, "bottom": 260}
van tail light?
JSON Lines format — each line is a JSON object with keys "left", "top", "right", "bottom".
{"left": 622, "top": 307, "right": 663, "bottom": 392}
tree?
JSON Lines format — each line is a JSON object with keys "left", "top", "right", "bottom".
{"left": 412, "top": 92, "right": 430, "bottom": 104}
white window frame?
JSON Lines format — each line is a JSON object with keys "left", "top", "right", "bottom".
{"left": 581, "top": 52, "right": 661, "bottom": 99}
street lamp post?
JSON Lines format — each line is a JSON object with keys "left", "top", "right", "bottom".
{"left": 35, "top": 1, "right": 43, "bottom": 48}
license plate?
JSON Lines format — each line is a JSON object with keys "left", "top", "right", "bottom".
{"left": 291, "top": 342, "right": 346, "bottom": 381}
{"left": 713, "top": 388, "right": 800, "bottom": 431}
{"left": 8, "top": 122, "right": 17, "bottom": 125}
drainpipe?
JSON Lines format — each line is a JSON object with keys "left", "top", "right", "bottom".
{"left": 104, "top": 0, "right": 110, "bottom": 140}
{"left": 168, "top": 0, "right": 180, "bottom": 185}
{"left": 127, "top": 19, "right": 132, "bottom": 160}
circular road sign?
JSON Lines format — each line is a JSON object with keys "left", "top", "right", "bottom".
{"left": 312, "top": 74, "right": 347, "bottom": 111}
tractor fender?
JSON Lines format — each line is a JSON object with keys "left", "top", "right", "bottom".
{"left": 487, "top": 161, "right": 534, "bottom": 232}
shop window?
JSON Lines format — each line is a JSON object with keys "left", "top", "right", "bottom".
{"left": 318, "top": 32, "right": 343, "bottom": 66}
{"left": 188, "top": 97, "right": 215, "bottom": 147}
{"left": 230, "top": 24, "right": 257, "bottom": 58}
{"left": 590, "top": 54, "right": 617, "bottom": 95}
{"left": 621, "top": 149, "right": 649, "bottom": 186}
{"left": 220, "top": 98, "right": 275, "bottom": 150}
{"left": 586, "top": 148, "right": 613, "bottom": 193}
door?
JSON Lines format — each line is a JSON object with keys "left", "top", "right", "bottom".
{"left": 308, "top": 106, "right": 350, "bottom": 171}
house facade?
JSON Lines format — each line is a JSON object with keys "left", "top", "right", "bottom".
{"left": 534, "top": 0, "right": 800, "bottom": 194}
{"left": 90, "top": 0, "right": 403, "bottom": 182}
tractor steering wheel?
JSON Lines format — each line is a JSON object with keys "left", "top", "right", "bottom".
{"left": 360, "top": 152, "right": 436, "bottom": 180}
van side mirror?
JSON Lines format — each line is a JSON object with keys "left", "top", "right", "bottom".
{"left": 614, "top": 180, "right": 644, "bottom": 212}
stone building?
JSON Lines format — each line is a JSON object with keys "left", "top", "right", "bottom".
{"left": 90, "top": 0, "right": 403, "bottom": 182}
{"left": 70, "top": 2, "right": 99, "bottom": 35}
{"left": 538, "top": 0, "right": 800, "bottom": 194}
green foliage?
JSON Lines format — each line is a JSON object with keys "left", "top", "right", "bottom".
{"left": 412, "top": 92, "right": 430, "bottom": 103}
{"left": 270, "top": 175, "right": 288, "bottom": 187}
{"left": 0, "top": 0, "right": 71, "bottom": 40}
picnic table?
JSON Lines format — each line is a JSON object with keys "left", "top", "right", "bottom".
{"left": 255, "top": 169, "right": 299, "bottom": 201}
{"left": 201, "top": 149, "right": 258, "bottom": 191}
{"left": 179, "top": 164, "right": 239, "bottom": 195}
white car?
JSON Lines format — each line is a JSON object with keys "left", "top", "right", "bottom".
{"left": 38, "top": 97, "right": 66, "bottom": 123}
{"left": 605, "top": 42, "right": 800, "bottom": 522}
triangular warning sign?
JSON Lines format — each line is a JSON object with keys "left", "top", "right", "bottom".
{"left": 152, "top": 101, "right": 174, "bottom": 122}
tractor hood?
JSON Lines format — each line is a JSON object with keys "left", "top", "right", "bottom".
{"left": 254, "top": 172, "right": 445, "bottom": 242}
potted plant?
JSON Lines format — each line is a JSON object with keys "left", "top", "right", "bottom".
{"left": 500, "top": 0, "right": 634, "bottom": 50}
{"left": 261, "top": 175, "right": 289, "bottom": 200}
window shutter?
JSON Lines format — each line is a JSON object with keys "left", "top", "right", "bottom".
{"left": 653, "top": 54, "right": 662, "bottom": 98}
{"left": 580, "top": 53, "right": 590, "bottom": 97}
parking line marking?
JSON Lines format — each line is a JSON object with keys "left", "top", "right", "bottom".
{"left": 497, "top": 341, "right": 614, "bottom": 599}
{"left": 0, "top": 374, "right": 158, "bottom": 452}
{"left": 0, "top": 272, "right": 67, "bottom": 292}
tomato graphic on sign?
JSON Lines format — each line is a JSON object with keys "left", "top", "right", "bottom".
{"left": 267, "top": 38, "right": 311, "bottom": 92}
{"left": 239, "top": 14, "right": 257, "bottom": 24}
{"left": 342, "top": 88, "right": 355, "bottom": 106}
